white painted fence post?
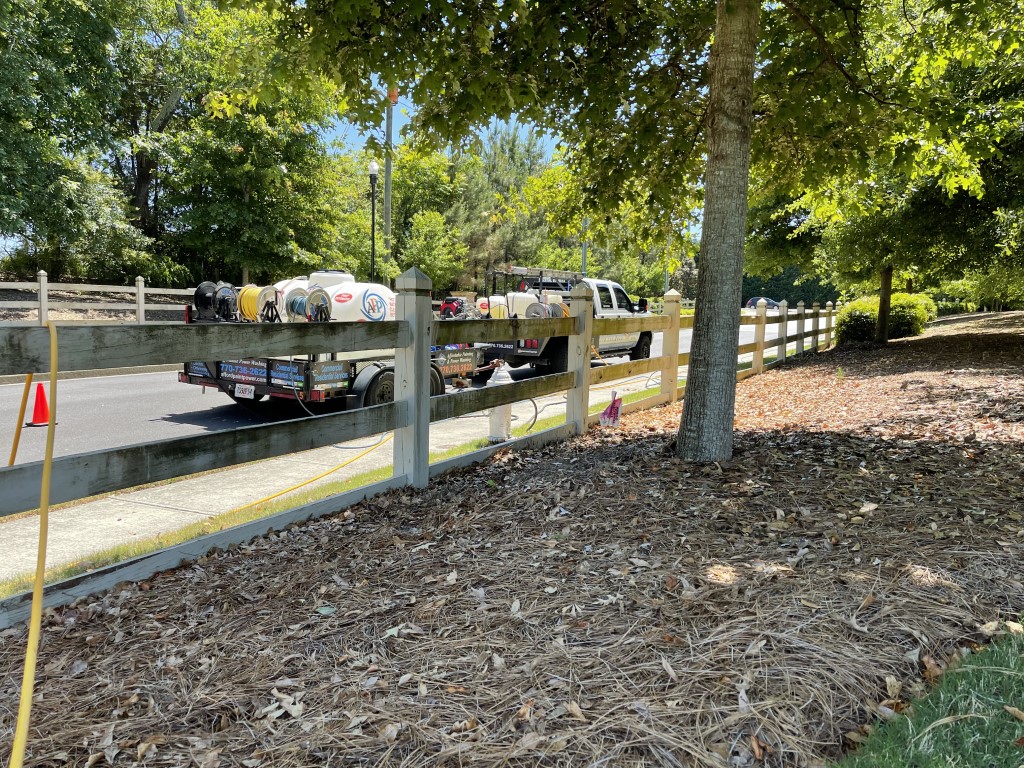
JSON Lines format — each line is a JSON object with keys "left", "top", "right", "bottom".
{"left": 795, "top": 301, "right": 805, "bottom": 356}
{"left": 394, "top": 267, "right": 432, "bottom": 488}
{"left": 566, "top": 282, "right": 594, "bottom": 435}
{"left": 824, "top": 301, "right": 834, "bottom": 348}
{"left": 660, "top": 289, "right": 681, "bottom": 404}
{"left": 136, "top": 276, "right": 146, "bottom": 324}
{"left": 37, "top": 270, "right": 48, "bottom": 326}
{"left": 753, "top": 298, "right": 767, "bottom": 373}
{"left": 778, "top": 299, "right": 788, "bottom": 364}
{"left": 811, "top": 302, "right": 821, "bottom": 352}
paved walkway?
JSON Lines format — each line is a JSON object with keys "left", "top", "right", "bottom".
{"left": 0, "top": 378, "right": 651, "bottom": 582}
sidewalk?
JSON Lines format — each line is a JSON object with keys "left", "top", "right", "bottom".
{"left": 0, "top": 380, "right": 642, "bottom": 582}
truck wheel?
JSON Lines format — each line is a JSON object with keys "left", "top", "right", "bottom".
{"left": 430, "top": 365, "right": 445, "bottom": 396}
{"left": 630, "top": 333, "right": 652, "bottom": 361}
{"left": 364, "top": 369, "right": 395, "bottom": 405}
{"left": 549, "top": 338, "right": 570, "bottom": 373}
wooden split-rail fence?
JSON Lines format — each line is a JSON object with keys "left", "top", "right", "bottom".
{"left": 0, "top": 270, "right": 836, "bottom": 625}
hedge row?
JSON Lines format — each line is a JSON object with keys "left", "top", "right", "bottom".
{"left": 835, "top": 293, "right": 937, "bottom": 343}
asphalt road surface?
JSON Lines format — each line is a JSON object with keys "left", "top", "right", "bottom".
{"left": 0, "top": 319, "right": 794, "bottom": 464}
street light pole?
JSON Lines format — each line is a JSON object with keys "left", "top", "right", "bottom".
{"left": 369, "top": 159, "right": 379, "bottom": 283}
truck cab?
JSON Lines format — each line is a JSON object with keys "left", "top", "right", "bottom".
{"left": 477, "top": 267, "right": 652, "bottom": 373}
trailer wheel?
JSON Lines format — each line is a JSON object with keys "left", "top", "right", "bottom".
{"left": 629, "top": 333, "right": 652, "bottom": 361}
{"left": 549, "top": 338, "right": 570, "bottom": 373}
{"left": 430, "top": 365, "right": 445, "bottom": 396}
{"left": 364, "top": 369, "right": 395, "bottom": 405}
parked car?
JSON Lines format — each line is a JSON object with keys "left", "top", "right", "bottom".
{"left": 439, "top": 296, "right": 466, "bottom": 318}
{"left": 744, "top": 296, "right": 780, "bottom": 309}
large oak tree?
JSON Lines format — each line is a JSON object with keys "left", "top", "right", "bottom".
{"left": 239, "top": 0, "right": 1021, "bottom": 460}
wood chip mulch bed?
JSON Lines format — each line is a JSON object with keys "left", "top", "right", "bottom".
{"left": 2, "top": 314, "right": 1023, "bottom": 767}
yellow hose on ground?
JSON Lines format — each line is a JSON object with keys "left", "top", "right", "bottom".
{"left": 10, "top": 323, "right": 58, "bottom": 768}
{"left": 8, "top": 373, "right": 33, "bottom": 466}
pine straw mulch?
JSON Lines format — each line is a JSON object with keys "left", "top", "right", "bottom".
{"left": 2, "top": 314, "right": 1024, "bottom": 768}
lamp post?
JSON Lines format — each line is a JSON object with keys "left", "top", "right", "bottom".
{"left": 368, "top": 159, "right": 379, "bottom": 283}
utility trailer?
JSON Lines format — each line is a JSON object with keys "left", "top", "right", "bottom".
{"left": 177, "top": 275, "right": 481, "bottom": 409}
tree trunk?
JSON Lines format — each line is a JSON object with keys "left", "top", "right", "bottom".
{"left": 677, "top": 0, "right": 760, "bottom": 463}
{"left": 875, "top": 264, "right": 893, "bottom": 343}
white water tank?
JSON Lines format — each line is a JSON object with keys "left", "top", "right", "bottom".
{"left": 326, "top": 282, "right": 396, "bottom": 322}
{"left": 309, "top": 270, "right": 356, "bottom": 289}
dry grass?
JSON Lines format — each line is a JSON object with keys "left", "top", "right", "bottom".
{"left": 1, "top": 315, "right": 1022, "bottom": 767}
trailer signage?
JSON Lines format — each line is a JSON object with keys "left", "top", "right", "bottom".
{"left": 309, "top": 360, "right": 352, "bottom": 389}
{"left": 219, "top": 359, "right": 267, "bottom": 384}
{"left": 269, "top": 359, "right": 305, "bottom": 387}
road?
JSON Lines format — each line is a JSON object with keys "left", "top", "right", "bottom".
{"left": 0, "top": 318, "right": 797, "bottom": 464}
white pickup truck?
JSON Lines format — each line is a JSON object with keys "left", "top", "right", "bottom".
{"left": 475, "top": 268, "right": 652, "bottom": 374}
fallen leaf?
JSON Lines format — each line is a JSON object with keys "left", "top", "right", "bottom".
{"left": 379, "top": 723, "right": 401, "bottom": 743}
{"left": 515, "top": 732, "right": 545, "bottom": 750}
{"left": 922, "top": 655, "right": 944, "bottom": 682}
{"left": 750, "top": 734, "right": 764, "bottom": 761}
{"left": 451, "top": 717, "right": 478, "bottom": 733}
{"left": 661, "top": 655, "right": 679, "bottom": 682}
{"left": 885, "top": 675, "right": 902, "bottom": 699}
{"left": 566, "top": 701, "right": 588, "bottom": 722}
{"left": 1003, "top": 705, "right": 1024, "bottom": 722}
{"left": 516, "top": 699, "right": 535, "bottom": 722}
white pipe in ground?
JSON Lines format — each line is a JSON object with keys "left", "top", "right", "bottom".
{"left": 487, "top": 364, "right": 513, "bottom": 442}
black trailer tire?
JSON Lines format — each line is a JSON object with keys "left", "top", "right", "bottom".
{"left": 630, "top": 333, "right": 652, "bottom": 361}
{"left": 441, "top": 308, "right": 454, "bottom": 319}
{"left": 364, "top": 369, "right": 396, "bottom": 405}
{"left": 430, "top": 365, "right": 445, "bottom": 396}
{"left": 548, "top": 338, "right": 570, "bottom": 373}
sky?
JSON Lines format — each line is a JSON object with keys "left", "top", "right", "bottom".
{"left": 327, "top": 99, "right": 560, "bottom": 160}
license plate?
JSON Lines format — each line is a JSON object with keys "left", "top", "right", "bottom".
{"left": 235, "top": 384, "right": 255, "bottom": 399}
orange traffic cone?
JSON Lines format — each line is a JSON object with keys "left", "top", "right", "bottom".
{"left": 27, "top": 383, "right": 50, "bottom": 426}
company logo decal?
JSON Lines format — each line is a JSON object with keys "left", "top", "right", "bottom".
{"left": 360, "top": 292, "right": 388, "bottom": 321}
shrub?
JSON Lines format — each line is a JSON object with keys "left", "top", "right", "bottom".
{"left": 835, "top": 297, "right": 878, "bottom": 343}
{"left": 835, "top": 293, "right": 934, "bottom": 343}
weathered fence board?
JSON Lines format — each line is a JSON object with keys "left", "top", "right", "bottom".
{"left": 429, "top": 372, "right": 575, "bottom": 422}
{"left": 592, "top": 315, "right": 671, "bottom": 336}
{"left": 0, "top": 321, "right": 410, "bottom": 375}
{"left": 0, "top": 402, "right": 403, "bottom": 517}
{"left": 589, "top": 356, "right": 663, "bottom": 386}
{"left": 433, "top": 317, "right": 577, "bottom": 345}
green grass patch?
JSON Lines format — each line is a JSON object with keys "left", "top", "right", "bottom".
{"left": 835, "top": 631, "right": 1024, "bottom": 768}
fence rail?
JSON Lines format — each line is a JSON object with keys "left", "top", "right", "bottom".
{"left": 0, "top": 271, "right": 191, "bottom": 325}
{"left": 0, "top": 282, "right": 836, "bottom": 623}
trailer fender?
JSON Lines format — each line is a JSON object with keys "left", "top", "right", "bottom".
{"left": 350, "top": 362, "right": 388, "bottom": 407}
